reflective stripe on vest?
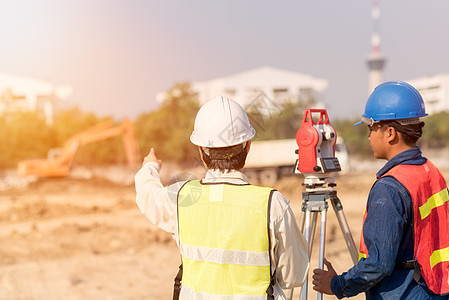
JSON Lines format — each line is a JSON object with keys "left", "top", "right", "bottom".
{"left": 177, "top": 180, "right": 274, "bottom": 298}
{"left": 359, "top": 161, "right": 449, "bottom": 295}
{"left": 180, "top": 285, "right": 268, "bottom": 300}
{"left": 419, "top": 188, "right": 449, "bottom": 220}
{"left": 179, "top": 244, "right": 270, "bottom": 266}
{"left": 431, "top": 246, "right": 449, "bottom": 269}
{"left": 358, "top": 208, "right": 368, "bottom": 260}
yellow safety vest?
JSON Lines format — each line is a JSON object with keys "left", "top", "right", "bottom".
{"left": 177, "top": 180, "right": 275, "bottom": 299}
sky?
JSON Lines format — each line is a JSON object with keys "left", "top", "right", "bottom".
{"left": 1, "top": 0, "right": 449, "bottom": 121}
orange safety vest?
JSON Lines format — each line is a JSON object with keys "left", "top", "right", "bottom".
{"left": 359, "top": 161, "right": 449, "bottom": 295}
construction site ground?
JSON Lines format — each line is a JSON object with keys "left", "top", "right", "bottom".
{"left": 1, "top": 164, "right": 448, "bottom": 300}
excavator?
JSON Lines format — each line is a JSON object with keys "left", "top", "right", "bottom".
{"left": 17, "top": 118, "right": 141, "bottom": 177}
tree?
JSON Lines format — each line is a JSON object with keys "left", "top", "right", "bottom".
{"left": 134, "top": 82, "right": 200, "bottom": 166}
{"left": 332, "top": 118, "right": 372, "bottom": 159}
{"left": 247, "top": 93, "right": 315, "bottom": 141}
{"left": 420, "top": 111, "right": 449, "bottom": 148}
{"left": 0, "top": 111, "right": 54, "bottom": 167}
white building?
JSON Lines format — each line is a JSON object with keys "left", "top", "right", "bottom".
{"left": 189, "top": 66, "right": 328, "bottom": 113}
{"left": 407, "top": 74, "right": 449, "bottom": 115}
{"left": 0, "top": 73, "right": 72, "bottom": 125}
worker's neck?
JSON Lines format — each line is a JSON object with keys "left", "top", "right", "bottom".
{"left": 386, "top": 144, "right": 415, "bottom": 161}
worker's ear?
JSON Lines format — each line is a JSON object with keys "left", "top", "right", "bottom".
{"left": 386, "top": 127, "right": 398, "bottom": 143}
{"left": 246, "top": 141, "right": 251, "bottom": 154}
{"left": 198, "top": 146, "right": 210, "bottom": 169}
{"left": 198, "top": 146, "right": 204, "bottom": 160}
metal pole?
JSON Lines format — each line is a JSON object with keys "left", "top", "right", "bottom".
{"left": 289, "top": 206, "right": 307, "bottom": 300}
{"left": 299, "top": 204, "right": 306, "bottom": 232}
{"left": 309, "top": 212, "right": 318, "bottom": 256}
{"left": 317, "top": 210, "right": 327, "bottom": 300}
{"left": 301, "top": 210, "right": 312, "bottom": 300}
{"left": 330, "top": 197, "right": 359, "bottom": 264}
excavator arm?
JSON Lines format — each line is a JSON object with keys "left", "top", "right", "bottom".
{"left": 17, "top": 118, "right": 140, "bottom": 177}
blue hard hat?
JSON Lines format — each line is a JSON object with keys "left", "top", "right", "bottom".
{"left": 354, "top": 81, "right": 428, "bottom": 126}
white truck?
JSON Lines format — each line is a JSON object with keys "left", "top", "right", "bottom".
{"left": 244, "top": 138, "right": 349, "bottom": 185}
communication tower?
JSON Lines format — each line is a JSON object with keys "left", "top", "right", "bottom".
{"left": 366, "top": 0, "right": 387, "bottom": 93}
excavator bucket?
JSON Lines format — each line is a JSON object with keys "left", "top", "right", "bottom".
{"left": 17, "top": 159, "right": 71, "bottom": 177}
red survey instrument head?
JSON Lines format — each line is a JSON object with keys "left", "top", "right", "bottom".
{"left": 296, "top": 109, "right": 341, "bottom": 174}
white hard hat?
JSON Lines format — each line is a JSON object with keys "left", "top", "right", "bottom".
{"left": 190, "top": 96, "right": 256, "bottom": 148}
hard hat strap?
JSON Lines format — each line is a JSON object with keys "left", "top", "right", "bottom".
{"left": 380, "top": 120, "right": 425, "bottom": 143}
{"left": 396, "top": 118, "right": 421, "bottom": 125}
{"left": 360, "top": 116, "right": 421, "bottom": 126}
{"left": 201, "top": 147, "right": 210, "bottom": 156}
{"left": 360, "top": 116, "right": 379, "bottom": 126}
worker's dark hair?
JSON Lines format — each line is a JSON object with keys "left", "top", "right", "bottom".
{"left": 201, "top": 143, "right": 248, "bottom": 172}
{"left": 380, "top": 120, "right": 425, "bottom": 146}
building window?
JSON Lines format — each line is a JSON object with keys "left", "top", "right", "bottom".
{"left": 223, "top": 88, "right": 236, "bottom": 97}
{"left": 424, "top": 85, "right": 440, "bottom": 90}
{"left": 246, "top": 87, "right": 262, "bottom": 100}
{"left": 273, "top": 88, "right": 289, "bottom": 102}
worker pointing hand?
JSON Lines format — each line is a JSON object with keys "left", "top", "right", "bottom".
{"left": 143, "top": 148, "right": 162, "bottom": 168}
{"left": 312, "top": 258, "right": 336, "bottom": 295}
{"left": 135, "top": 96, "right": 309, "bottom": 299}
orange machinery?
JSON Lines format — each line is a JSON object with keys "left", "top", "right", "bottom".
{"left": 17, "top": 118, "right": 141, "bottom": 177}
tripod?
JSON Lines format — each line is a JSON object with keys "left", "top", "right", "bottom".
{"left": 289, "top": 174, "right": 359, "bottom": 300}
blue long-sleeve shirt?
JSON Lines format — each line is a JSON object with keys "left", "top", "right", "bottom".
{"left": 331, "top": 147, "right": 449, "bottom": 299}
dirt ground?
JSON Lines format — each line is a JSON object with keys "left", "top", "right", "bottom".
{"left": 1, "top": 166, "right": 448, "bottom": 300}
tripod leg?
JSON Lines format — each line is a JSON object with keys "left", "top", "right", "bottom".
{"left": 289, "top": 204, "right": 308, "bottom": 300}
{"left": 330, "top": 197, "right": 359, "bottom": 264}
{"left": 299, "top": 204, "right": 306, "bottom": 232}
{"left": 318, "top": 210, "right": 327, "bottom": 270}
{"left": 300, "top": 209, "right": 312, "bottom": 300}
{"left": 286, "top": 288, "right": 294, "bottom": 300}
{"left": 308, "top": 212, "right": 318, "bottom": 257}
{"left": 317, "top": 210, "right": 327, "bottom": 300}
